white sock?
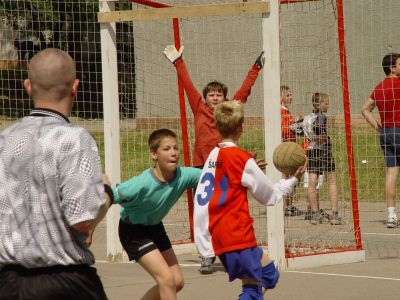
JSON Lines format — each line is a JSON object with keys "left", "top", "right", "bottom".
{"left": 387, "top": 207, "right": 396, "bottom": 218}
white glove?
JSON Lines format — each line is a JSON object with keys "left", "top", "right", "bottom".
{"left": 163, "top": 45, "right": 184, "bottom": 64}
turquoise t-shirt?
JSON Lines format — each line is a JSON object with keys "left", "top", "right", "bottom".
{"left": 113, "top": 167, "right": 201, "bottom": 225}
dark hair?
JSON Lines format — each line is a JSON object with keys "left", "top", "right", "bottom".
{"left": 148, "top": 128, "right": 177, "bottom": 151}
{"left": 312, "top": 92, "right": 328, "bottom": 106}
{"left": 202, "top": 81, "right": 228, "bottom": 99}
{"left": 382, "top": 53, "right": 400, "bottom": 76}
{"left": 280, "top": 85, "right": 291, "bottom": 93}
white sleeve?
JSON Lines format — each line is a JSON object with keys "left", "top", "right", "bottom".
{"left": 241, "top": 158, "right": 299, "bottom": 206}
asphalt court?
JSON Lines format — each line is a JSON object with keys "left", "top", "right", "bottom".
{"left": 92, "top": 218, "right": 400, "bottom": 300}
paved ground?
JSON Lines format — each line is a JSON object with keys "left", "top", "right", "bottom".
{"left": 95, "top": 254, "right": 400, "bottom": 300}
{"left": 91, "top": 217, "right": 400, "bottom": 300}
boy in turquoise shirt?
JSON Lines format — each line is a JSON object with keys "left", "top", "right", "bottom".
{"left": 113, "top": 128, "right": 201, "bottom": 300}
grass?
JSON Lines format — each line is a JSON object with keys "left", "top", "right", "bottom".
{"left": 93, "top": 126, "right": 392, "bottom": 203}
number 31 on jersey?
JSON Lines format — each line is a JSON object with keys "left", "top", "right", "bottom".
{"left": 196, "top": 172, "right": 228, "bottom": 207}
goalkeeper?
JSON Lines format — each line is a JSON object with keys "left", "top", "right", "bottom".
{"left": 163, "top": 44, "right": 264, "bottom": 274}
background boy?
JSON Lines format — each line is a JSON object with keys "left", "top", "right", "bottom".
{"left": 194, "top": 100, "right": 305, "bottom": 300}
{"left": 303, "top": 93, "right": 341, "bottom": 225}
{"left": 361, "top": 53, "right": 400, "bottom": 228}
{"left": 280, "top": 85, "right": 303, "bottom": 217}
{"left": 113, "top": 129, "right": 201, "bottom": 300}
{"left": 163, "top": 44, "right": 264, "bottom": 273}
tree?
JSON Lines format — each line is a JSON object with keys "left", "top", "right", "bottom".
{"left": 0, "top": 0, "right": 136, "bottom": 119}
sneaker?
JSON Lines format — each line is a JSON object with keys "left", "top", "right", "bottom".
{"left": 310, "top": 209, "right": 330, "bottom": 225}
{"left": 199, "top": 256, "right": 216, "bottom": 274}
{"left": 386, "top": 216, "right": 398, "bottom": 228}
{"left": 284, "top": 205, "right": 302, "bottom": 217}
{"left": 319, "top": 209, "right": 331, "bottom": 223}
{"left": 330, "top": 212, "right": 342, "bottom": 225}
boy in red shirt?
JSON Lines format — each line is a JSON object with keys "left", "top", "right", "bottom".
{"left": 194, "top": 100, "right": 306, "bottom": 299}
{"left": 362, "top": 53, "right": 400, "bottom": 228}
{"left": 164, "top": 45, "right": 264, "bottom": 273}
{"left": 163, "top": 45, "right": 264, "bottom": 169}
{"left": 280, "top": 85, "right": 303, "bottom": 216}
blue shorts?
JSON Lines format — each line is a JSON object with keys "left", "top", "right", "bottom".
{"left": 380, "top": 127, "right": 400, "bottom": 167}
{"left": 219, "top": 247, "right": 263, "bottom": 282}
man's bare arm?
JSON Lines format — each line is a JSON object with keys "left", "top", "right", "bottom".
{"left": 361, "top": 98, "right": 381, "bottom": 132}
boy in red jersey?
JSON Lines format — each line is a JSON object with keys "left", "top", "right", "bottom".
{"left": 280, "top": 85, "right": 304, "bottom": 216}
{"left": 164, "top": 45, "right": 264, "bottom": 273}
{"left": 163, "top": 45, "right": 264, "bottom": 169}
{"left": 194, "top": 100, "right": 306, "bottom": 300}
{"left": 361, "top": 53, "right": 400, "bottom": 228}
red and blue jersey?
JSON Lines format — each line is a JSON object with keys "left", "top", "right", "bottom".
{"left": 194, "top": 142, "right": 298, "bottom": 258}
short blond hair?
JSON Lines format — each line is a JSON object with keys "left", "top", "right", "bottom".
{"left": 214, "top": 100, "right": 244, "bottom": 138}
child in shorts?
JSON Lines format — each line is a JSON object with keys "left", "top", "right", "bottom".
{"left": 113, "top": 128, "right": 202, "bottom": 300}
{"left": 194, "top": 100, "right": 306, "bottom": 299}
{"left": 302, "top": 93, "right": 341, "bottom": 225}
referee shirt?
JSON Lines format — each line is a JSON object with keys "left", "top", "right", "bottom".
{"left": 0, "top": 108, "right": 105, "bottom": 268}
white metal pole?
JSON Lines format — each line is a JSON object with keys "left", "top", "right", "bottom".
{"left": 262, "top": 0, "right": 286, "bottom": 270}
{"left": 99, "top": 0, "right": 123, "bottom": 262}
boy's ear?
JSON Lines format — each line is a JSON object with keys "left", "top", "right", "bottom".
{"left": 150, "top": 149, "right": 157, "bottom": 161}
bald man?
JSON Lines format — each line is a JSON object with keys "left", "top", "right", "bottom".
{"left": 0, "top": 49, "right": 112, "bottom": 300}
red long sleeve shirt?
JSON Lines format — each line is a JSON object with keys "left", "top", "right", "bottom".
{"left": 174, "top": 58, "right": 261, "bottom": 167}
{"left": 281, "top": 106, "right": 297, "bottom": 142}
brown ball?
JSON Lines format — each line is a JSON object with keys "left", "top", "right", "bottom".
{"left": 273, "top": 142, "right": 306, "bottom": 175}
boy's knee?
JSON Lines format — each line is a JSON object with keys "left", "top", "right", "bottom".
{"left": 238, "top": 285, "right": 263, "bottom": 300}
{"left": 261, "top": 261, "right": 280, "bottom": 289}
{"left": 157, "top": 272, "right": 175, "bottom": 290}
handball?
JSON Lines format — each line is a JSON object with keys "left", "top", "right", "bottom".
{"left": 273, "top": 142, "right": 306, "bottom": 175}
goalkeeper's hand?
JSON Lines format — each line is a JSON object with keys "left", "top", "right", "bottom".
{"left": 254, "top": 51, "right": 265, "bottom": 69}
{"left": 163, "top": 45, "right": 184, "bottom": 64}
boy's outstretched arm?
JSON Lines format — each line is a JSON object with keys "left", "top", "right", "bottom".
{"left": 242, "top": 158, "right": 299, "bottom": 206}
{"left": 232, "top": 51, "right": 264, "bottom": 102}
{"left": 163, "top": 44, "right": 203, "bottom": 113}
{"left": 163, "top": 44, "right": 184, "bottom": 64}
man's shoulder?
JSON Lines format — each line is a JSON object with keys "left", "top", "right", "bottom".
{"left": 376, "top": 77, "right": 400, "bottom": 89}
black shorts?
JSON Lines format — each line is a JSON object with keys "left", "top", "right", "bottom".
{"left": 0, "top": 264, "right": 107, "bottom": 300}
{"left": 118, "top": 220, "right": 172, "bottom": 262}
{"left": 307, "top": 148, "right": 336, "bottom": 175}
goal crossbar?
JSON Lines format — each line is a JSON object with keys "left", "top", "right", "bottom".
{"left": 97, "top": 1, "right": 269, "bottom": 23}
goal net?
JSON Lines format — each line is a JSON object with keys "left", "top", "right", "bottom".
{"left": 278, "top": 0, "right": 364, "bottom": 267}
{"left": 6, "top": 0, "right": 394, "bottom": 267}
{"left": 98, "top": 0, "right": 365, "bottom": 266}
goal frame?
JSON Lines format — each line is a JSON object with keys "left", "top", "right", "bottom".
{"left": 98, "top": 0, "right": 365, "bottom": 269}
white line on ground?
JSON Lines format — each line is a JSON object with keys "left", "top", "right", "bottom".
{"left": 362, "top": 232, "right": 400, "bottom": 236}
{"left": 328, "top": 231, "right": 400, "bottom": 237}
{"left": 287, "top": 271, "right": 400, "bottom": 281}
